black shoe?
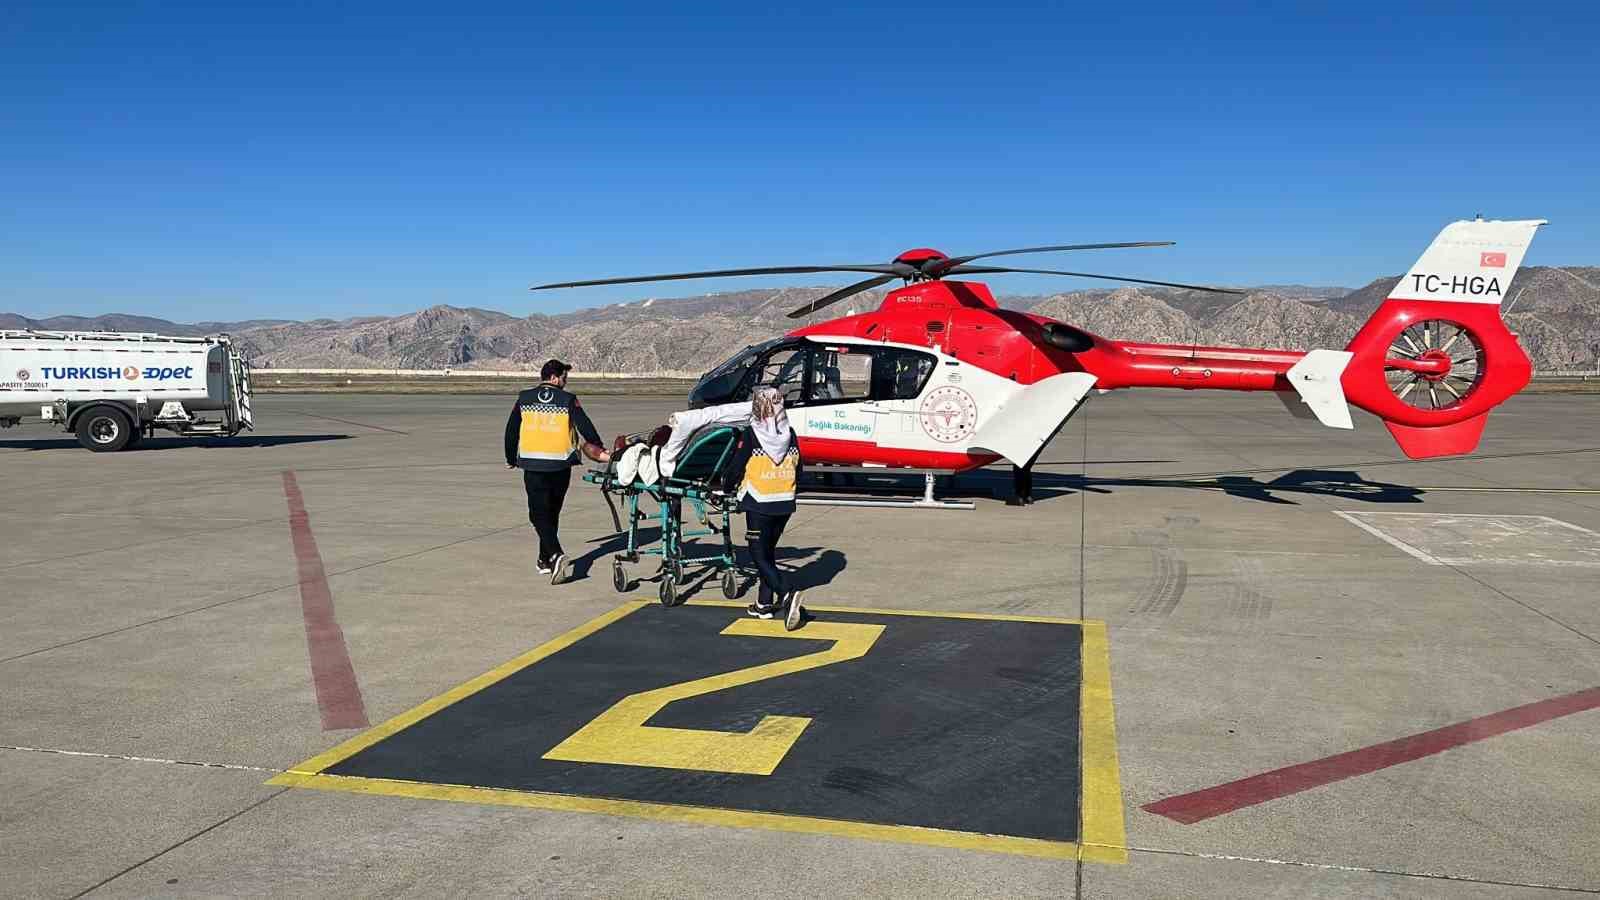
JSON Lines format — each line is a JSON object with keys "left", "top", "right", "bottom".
{"left": 1022, "top": 495, "right": 1034, "bottom": 505}
{"left": 1006, "top": 496, "right": 1024, "bottom": 507}
{"left": 549, "top": 553, "right": 568, "bottom": 585}
{"left": 746, "top": 602, "right": 778, "bottom": 620}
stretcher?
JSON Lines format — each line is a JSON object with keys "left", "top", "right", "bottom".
{"left": 583, "top": 424, "right": 747, "bottom": 607}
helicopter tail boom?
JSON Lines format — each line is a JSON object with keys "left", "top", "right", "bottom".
{"left": 1091, "top": 219, "right": 1543, "bottom": 459}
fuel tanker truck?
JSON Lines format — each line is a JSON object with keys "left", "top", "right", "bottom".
{"left": 0, "top": 330, "right": 254, "bottom": 451}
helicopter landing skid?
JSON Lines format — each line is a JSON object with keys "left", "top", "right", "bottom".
{"left": 796, "top": 471, "right": 975, "bottom": 511}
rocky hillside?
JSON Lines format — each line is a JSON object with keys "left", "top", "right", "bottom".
{"left": 6, "top": 267, "right": 1596, "bottom": 371}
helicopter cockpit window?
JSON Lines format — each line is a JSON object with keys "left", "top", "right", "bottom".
{"left": 688, "top": 338, "right": 784, "bottom": 408}
{"left": 873, "top": 348, "right": 936, "bottom": 400}
{"left": 760, "top": 348, "right": 810, "bottom": 405}
{"left": 806, "top": 347, "right": 871, "bottom": 404}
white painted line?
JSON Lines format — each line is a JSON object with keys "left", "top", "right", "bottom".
{"left": 1343, "top": 511, "right": 1549, "bottom": 520}
{"left": 1414, "top": 487, "right": 1600, "bottom": 495}
{"left": 1434, "top": 558, "right": 1600, "bottom": 568}
{"left": 0, "top": 744, "right": 282, "bottom": 773}
{"left": 1332, "top": 511, "right": 1444, "bottom": 566}
{"left": 1541, "top": 517, "right": 1600, "bottom": 536}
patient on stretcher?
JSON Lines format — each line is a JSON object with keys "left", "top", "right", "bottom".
{"left": 608, "top": 400, "right": 751, "bottom": 484}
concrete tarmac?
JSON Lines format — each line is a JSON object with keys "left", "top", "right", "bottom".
{"left": 2, "top": 390, "right": 1598, "bottom": 898}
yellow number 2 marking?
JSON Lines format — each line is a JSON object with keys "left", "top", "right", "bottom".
{"left": 543, "top": 618, "right": 884, "bottom": 775}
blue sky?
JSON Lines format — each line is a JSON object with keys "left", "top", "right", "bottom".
{"left": 3, "top": 1, "right": 1596, "bottom": 321}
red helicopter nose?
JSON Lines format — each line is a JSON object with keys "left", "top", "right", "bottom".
{"left": 893, "top": 248, "right": 948, "bottom": 265}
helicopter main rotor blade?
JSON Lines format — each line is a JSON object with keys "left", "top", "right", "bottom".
{"left": 946, "top": 265, "right": 1245, "bottom": 295}
{"left": 786, "top": 275, "right": 897, "bottom": 320}
{"left": 531, "top": 263, "right": 913, "bottom": 291}
{"left": 930, "top": 241, "right": 1174, "bottom": 275}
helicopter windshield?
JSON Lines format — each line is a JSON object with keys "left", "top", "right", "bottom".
{"left": 688, "top": 337, "right": 786, "bottom": 408}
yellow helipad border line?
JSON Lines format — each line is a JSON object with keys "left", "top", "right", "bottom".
{"left": 1078, "top": 621, "right": 1127, "bottom": 864}
{"left": 271, "top": 599, "right": 1126, "bottom": 864}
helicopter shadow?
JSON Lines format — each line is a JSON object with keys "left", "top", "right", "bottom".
{"left": 989, "top": 468, "right": 1426, "bottom": 506}
{"left": 803, "top": 467, "right": 1426, "bottom": 506}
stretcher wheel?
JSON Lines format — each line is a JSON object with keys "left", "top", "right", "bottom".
{"left": 612, "top": 560, "right": 628, "bottom": 593}
{"left": 720, "top": 569, "right": 739, "bottom": 599}
{"left": 658, "top": 577, "right": 677, "bottom": 607}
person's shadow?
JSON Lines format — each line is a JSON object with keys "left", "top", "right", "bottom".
{"left": 777, "top": 546, "right": 848, "bottom": 592}
{"left": 687, "top": 545, "right": 848, "bottom": 602}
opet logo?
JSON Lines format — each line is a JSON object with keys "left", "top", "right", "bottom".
{"left": 38, "top": 365, "right": 196, "bottom": 381}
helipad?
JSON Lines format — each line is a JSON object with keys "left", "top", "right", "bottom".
{"left": 274, "top": 601, "right": 1125, "bottom": 862}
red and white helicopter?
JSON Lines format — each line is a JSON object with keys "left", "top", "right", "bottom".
{"left": 534, "top": 219, "right": 1543, "bottom": 493}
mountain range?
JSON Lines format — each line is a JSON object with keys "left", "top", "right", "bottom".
{"left": 4, "top": 266, "right": 1596, "bottom": 373}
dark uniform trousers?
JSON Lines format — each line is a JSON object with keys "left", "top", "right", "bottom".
{"left": 524, "top": 467, "right": 571, "bottom": 564}
{"left": 505, "top": 383, "right": 601, "bottom": 568}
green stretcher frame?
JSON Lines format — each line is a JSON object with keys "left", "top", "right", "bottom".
{"left": 583, "top": 425, "right": 748, "bottom": 607}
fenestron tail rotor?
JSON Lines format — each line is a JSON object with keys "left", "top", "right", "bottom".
{"left": 1384, "top": 319, "right": 1485, "bottom": 411}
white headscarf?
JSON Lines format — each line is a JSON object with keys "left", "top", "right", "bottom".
{"left": 750, "top": 386, "right": 793, "bottom": 462}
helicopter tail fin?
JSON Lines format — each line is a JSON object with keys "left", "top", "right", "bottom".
{"left": 1337, "top": 218, "right": 1544, "bottom": 459}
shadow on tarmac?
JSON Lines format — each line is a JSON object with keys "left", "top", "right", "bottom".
{"left": 0, "top": 433, "right": 353, "bottom": 452}
{"left": 570, "top": 524, "right": 848, "bottom": 602}
{"left": 802, "top": 467, "right": 1427, "bottom": 506}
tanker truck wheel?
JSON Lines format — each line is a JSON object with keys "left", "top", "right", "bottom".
{"left": 75, "top": 407, "right": 133, "bottom": 452}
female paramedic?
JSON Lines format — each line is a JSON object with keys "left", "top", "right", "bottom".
{"left": 724, "top": 386, "right": 805, "bottom": 630}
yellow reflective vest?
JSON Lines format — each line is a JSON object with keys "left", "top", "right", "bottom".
{"left": 504, "top": 384, "right": 600, "bottom": 472}
{"left": 734, "top": 429, "right": 801, "bottom": 514}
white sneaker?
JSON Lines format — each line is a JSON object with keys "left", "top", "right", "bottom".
{"left": 549, "top": 553, "right": 568, "bottom": 585}
{"left": 784, "top": 590, "right": 804, "bottom": 631}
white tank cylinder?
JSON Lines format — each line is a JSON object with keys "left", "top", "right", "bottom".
{"left": 0, "top": 333, "right": 234, "bottom": 418}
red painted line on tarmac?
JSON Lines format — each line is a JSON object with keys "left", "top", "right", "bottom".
{"left": 1144, "top": 686, "right": 1600, "bottom": 824}
{"left": 281, "top": 471, "right": 370, "bottom": 731}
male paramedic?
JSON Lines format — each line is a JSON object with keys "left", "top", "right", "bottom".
{"left": 505, "top": 359, "right": 610, "bottom": 584}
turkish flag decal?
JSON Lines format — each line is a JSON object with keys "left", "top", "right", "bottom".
{"left": 1480, "top": 251, "right": 1507, "bottom": 268}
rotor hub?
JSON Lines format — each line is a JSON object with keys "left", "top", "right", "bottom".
{"left": 1416, "top": 349, "right": 1452, "bottom": 382}
{"left": 893, "top": 248, "right": 949, "bottom": 265}
{"left": 893, "top": 248, "right": 949, "bottom": 280}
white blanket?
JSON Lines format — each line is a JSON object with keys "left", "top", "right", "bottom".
{"left": 659, "top": 401, "right": 751, "bottom": 476}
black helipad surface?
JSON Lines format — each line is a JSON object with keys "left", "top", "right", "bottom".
{"left": 326, "top": 603, "right": 1085, "bottom": 843}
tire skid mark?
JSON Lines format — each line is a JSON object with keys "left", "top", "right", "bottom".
{"left": 1226, "top": 556, "right": 1273, "bottom": 620}
{"left": 1130, "top": 516, "right": 1191, "bottom": 616}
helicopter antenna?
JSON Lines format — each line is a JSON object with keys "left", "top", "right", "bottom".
{"left": 1503, "top": 285, "right": 1528, "bottom": 316}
